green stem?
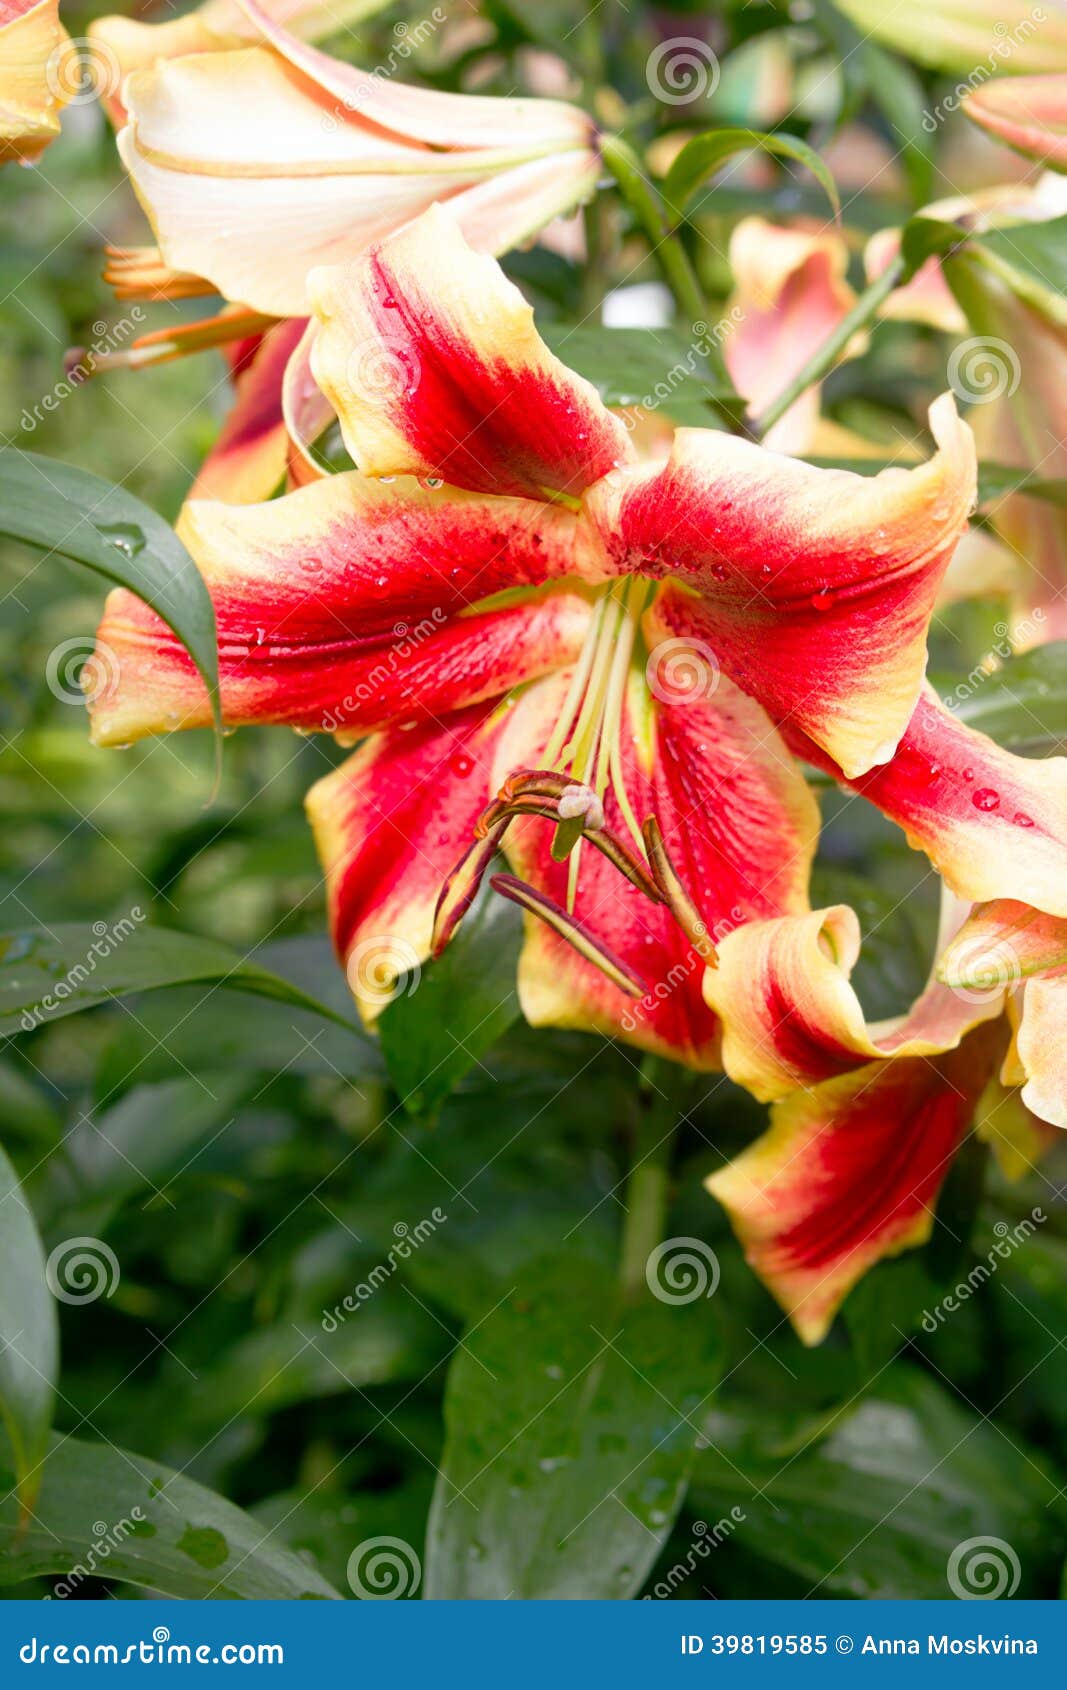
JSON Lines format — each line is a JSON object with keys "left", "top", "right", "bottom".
{"left": 618, "top": 1055, "right": 683, "bottom": 1299}
{"left": 754, "top": 256, "right": 905, "bottom": 440}
{"left": 600, "top": 134, "right": 749, "bottom": 436}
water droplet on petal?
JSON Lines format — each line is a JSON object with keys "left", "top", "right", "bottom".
{"left": 1013, "top": 811, "right": 1034, "bottom": 828}
{"left": 972, "top": 787, "right": 999, "bottom": 811}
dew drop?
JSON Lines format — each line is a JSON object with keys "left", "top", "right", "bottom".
{"left": 962, "top": 766, "right": 974, "bottom": 781}
{"left": 1013, "top": 811, "right": 1035, "bottom": 828}
{"left": 810, "top": 587, "right": 834, "bottom": 612}
{"left": 972, "top": 787, "right": 999, "bottom": 811}
{"left": 450, "top": 752, "right": 473, "bottom": 778}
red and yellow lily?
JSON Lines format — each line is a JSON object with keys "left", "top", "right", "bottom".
{"left": 85, "top": 208, "right": 1067, "bottom": 1344}
{"left": 86, "top": 203, "right": 1012, "bottom": 1076}
{"left": 0, "top": 0, "right": 69, "bottom": 163}
{"left": 104, "top": 0, "right": 599, "bottom": 321}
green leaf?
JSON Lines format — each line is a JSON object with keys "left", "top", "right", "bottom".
{"left": 965, "top": 216, "right": 1067, "bottom": 326}
{"left": 540, "top": 324, "right": 735, "bottom": 425}
{"left": 0, "top": 1144, "right": 56, "bottom": 1516}
{"left": 0, "top": 1431, "right": 340, "bottom": 1598}
{"left": 424, "top": 1254, "right": 721, "bottom": 1598}
{"left": 977, "top": 462, "right": 1067, "bottom": 510}
{"left": 378, "top": 886, "right": 521, "bottom": 1115}
{"left": 664, "top": 129, "right": 839, "bottom": 222}
{"left": 29, "top": 1077, "right": 254, "bottom": 1242}
{"left": 899, "top": 213, "right": 970, "bottom": 281}
{"left": 0, "top": 922, "right": 355, "bottom": 1038}
{"left": 691, "top": 1365, "right": 1064, "bottom": 1598}
{"left": 930, "top": 642, "right": 1067, "bottom": 755}
{"left": 91, "top": 937, "right": 381, "bottom": 1101}
{"left": 187, "top": 1310, "right": 444, "bottom": 1425}
{"left": 0, "top": 449, "right": 220, "bottom": 735}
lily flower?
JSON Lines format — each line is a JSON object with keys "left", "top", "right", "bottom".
{"left": 832, "top": 0, "right": 1067, "bottom": 74}
{"left": 665, "top": 676, "right": 1067, "bottom": 1342}
{"left": 866, "top": 179, "right": 1067, "bottom": 642}
{"left": 88, "top": 0, "right": 388, "bottom": 125}
{"left": 0, "top": 0, "right": 69, "bottom": 164}
{"left": 722, "top": 217, "right": 863, "bottom": 453}
{"left": 964, "top": 74, "right": 1067, "bottom": 171}
{"left": 86, "top": 205, "right": 992, "bottom": 1070}
{"left": 109, "top": 0, "right": 601, "bottom": 320}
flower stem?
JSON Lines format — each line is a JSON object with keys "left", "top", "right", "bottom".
{"left": 618, "top": 1054, "right": 684, "bottom": 1299}
{"left": 600, "top": 134, "right": 750, "bottom": 436}
{"left": 753, "top": 256, "right": 906, "bottom": 441}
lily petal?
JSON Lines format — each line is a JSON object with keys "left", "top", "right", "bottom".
{"left": 188, "top": 316, "right": 308, "bottom": 505}
{"left": 0, "top": 0, "right": 69, "bottom": 164}
{"left": 240, "top": 0, "right": 593, "bottom": 153}
{"left": 706, "top": 1030, "right": 1001, "bottom": 1344}
{"left": 610, "top": 399, "right": 975, "bottom": 782}
{"left": 705, "top": 902, "right": 1004, "bottom": 1103}
{"left": 964, "top": 74, "right": 1067, "bottom": 171}
{"left": 796, "top": 689, "right": 1067, "bottom": 920}
{"left": 940, "top": 898, "right": 1067, "bottom": 1130}
{"left": 309, "top": 204, "right": 634, "bottom": 499}
{"left": 307, "top": 703, "right": 506, "bottom": 1025}
{"left": 88, "top": 471, "right": 595, "bottom": 744}
{"left": 724, "top": 217, "right": 860, "bottom": 452}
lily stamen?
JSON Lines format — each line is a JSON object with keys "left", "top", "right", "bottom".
{"left": 488, "top": 874, "right": 649, "bottom": 1000}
